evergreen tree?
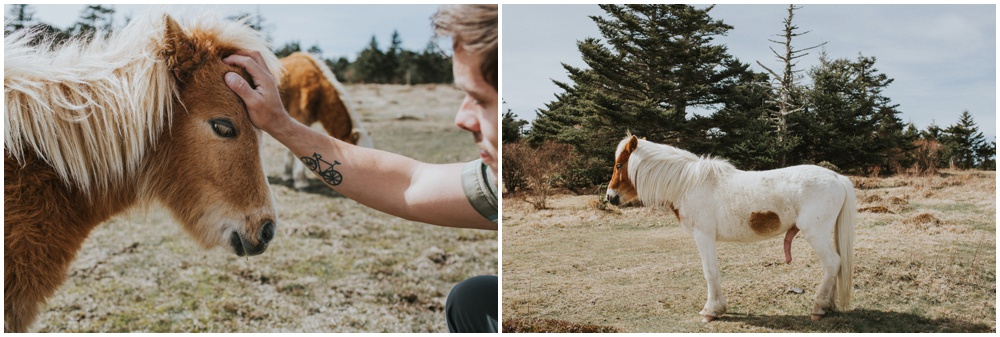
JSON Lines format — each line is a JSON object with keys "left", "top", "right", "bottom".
{"left": 227, "top": 9, "right": 270, "bottom": 43}
{"left": 921, "top": 121, "right": 945, "bottom": 140}
{"left": 307, "top": 44, "right": 323, "bottom": 56}
{"left": 688, "top": 67, "right": 780, "bottom": 170}
{"left": 326, "top": 57, "right": 351, "bottom": 81}
{"left": 351, "top": 36, "right": 387, "bottom": 83}
{"left": 5, "top": 4, "right": 36, "bottom": 35}
{"left": 798, "top": 53, "right": 906, "bottom": 174}
{"left": 529, "top": 4, "right": 747, "bottom": 185}
{"left": 70, "top": 5, "right": 115, "bottom": 40}
{"left": 942, "top": 110, "right": 988, "bottom": 169}
{"left": 385, "top": 30, "right": 402, "bottom": 83}
{"left": 274, "top": 40, "right": 301, "bottom": 58}
{"left": 977, "top": 140, "right": 996, "bottom": 170}
{"left": 502, "top": 105, "right": 529, "bottom": 144}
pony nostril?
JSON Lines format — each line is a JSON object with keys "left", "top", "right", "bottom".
{"left": 259, "top": 220, "right": 275, "bottom": 243}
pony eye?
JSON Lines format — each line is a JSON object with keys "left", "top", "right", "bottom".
{"left": 615, "top": 164, "right": 622, "bottom": 170}
{"left": 210, "top": 119, "right": 237, "bottom": 138}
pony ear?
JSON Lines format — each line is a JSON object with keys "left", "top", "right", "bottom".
{"left": 162, "top": 15, "right": 200, "bottom": 83}
{"left": 626, "top": 135, "right": 639, "bottom": 152}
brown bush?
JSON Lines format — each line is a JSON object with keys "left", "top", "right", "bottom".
{"left": 502, "top": 142, "right": 528, "bottom": 193}
{"left": 504, "top": 141, "right": 579, "bottom": 209}
{"left": 909, "top": 138, "right": 941, "bottom": 176}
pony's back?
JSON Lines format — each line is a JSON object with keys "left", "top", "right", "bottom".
{"left": 280, "top": 52, "right": 373, "bottom": 148}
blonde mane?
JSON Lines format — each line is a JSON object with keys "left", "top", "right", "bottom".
{"left": 300, "top": 52, "right": 373, "bottom": 147}
{"left": 4, "top": 10, "right": 281, "bottom": 193}
{"left": 626, "top": 138, "right": 737, "bottom": 208}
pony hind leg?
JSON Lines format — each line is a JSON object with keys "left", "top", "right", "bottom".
{"left": 800, "top": 227, "right": 840, "bottom": 320}
{"left": 692, "top": 230, "right": 727, "bottom": 322}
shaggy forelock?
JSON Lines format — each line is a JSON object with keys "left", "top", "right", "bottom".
{"left": 4, "top": 10, "right": 281, "bottom": 195}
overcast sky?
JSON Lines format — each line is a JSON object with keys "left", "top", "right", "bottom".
{"left": 503, "top": 4, "right": 996, "bottom": 140}
{"left": 4, "top": 4, "right": 443, "bottom": 61}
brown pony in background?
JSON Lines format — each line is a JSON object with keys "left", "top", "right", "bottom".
{"left": 4, "top": 12, "right": 283, "bottom": 332}
{"left": 279, "top": 52, "right": 374, "bottom": 189}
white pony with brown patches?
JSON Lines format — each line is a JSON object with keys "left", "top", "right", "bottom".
{"left": 605, "top": 135, "right": 855, "bottom": 322}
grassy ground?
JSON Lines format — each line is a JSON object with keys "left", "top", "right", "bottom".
{"left": 34, "top": 84, "right": 497, "bottom": 332}
{"left": 501, "top": 171, "right": 995, "bottom": 332}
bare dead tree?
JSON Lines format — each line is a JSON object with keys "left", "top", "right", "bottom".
{"left": 756, "top": 4, "right": 826, "bottom": 166}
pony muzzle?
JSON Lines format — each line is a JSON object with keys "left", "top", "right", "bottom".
{"left": 230, "top": 220, "right": 276, "bottom": 257}
{"left": 606, "top": 191, "right": 621, "bottom": 206}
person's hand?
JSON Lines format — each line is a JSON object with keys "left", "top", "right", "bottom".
{"left": 223, "top": 50, "right": 289, "bottom": 134}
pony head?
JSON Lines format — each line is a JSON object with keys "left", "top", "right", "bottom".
{"left": 144, "top": 14, "right": 283, "bottom": 256}
{"left": 350, "top": 127, "right": 375, "bottom": 148}
{"left": 606, "top": 135, "right": 640, "bottom": 205}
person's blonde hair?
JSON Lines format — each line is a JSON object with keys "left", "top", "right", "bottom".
{"left": 432, "top": 4, "right": 498, "bottom": 91}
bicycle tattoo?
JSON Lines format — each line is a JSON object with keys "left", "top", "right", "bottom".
{"left": 300, "top": 152, "right": 343, "bottom": 186}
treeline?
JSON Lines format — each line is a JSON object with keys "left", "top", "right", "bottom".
{"left": 4, "top": 4, "right": 452, "bottom": 85}
{"left": 504, "top": 4, "right": 995, "bottom": 193}
{"left": 273, "top": 33, "right": 452, "bottom": 85}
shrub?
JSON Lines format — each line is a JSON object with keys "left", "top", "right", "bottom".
{"left": 503, "top": 140, "right": 578, "bottom": 209}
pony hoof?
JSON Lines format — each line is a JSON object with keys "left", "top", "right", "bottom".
{"left": 810, "top": 314, "right": 823, "bottom": 321}
{"left": 702, "top": 315, "right": 717, "bottom": 323}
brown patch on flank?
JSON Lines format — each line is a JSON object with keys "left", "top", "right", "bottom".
{"left": 749, "top": 211, "right": 781, "bottom": 234}
{"left": 669, "top": 203, "right": 680, "bottom": 221}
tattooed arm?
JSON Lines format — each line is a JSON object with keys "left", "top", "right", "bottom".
{"left": 223, "top": 51, "right": 495, "bottom": 230}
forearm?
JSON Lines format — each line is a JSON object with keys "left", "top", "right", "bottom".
{"left": 268, "top": 120, "right": 496, "bottom": 230}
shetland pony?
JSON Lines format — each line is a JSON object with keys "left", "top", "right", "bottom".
{"left": 605, "top": 135, "right": 855, "bottom": 322}
{"left": 4, "top": 12, "right": 283, "bottom": 332}
{"left": 278, "top": 52, "right": 373, "bottom": 189}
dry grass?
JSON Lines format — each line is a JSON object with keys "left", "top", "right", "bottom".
{"left": 503, "top": 317, "right": 623, "bottom": 332}
{"left": 502, "top": 171, "right": 995, "bottom": 332}
{"left": 34, "top": 84, "right": 497, "bottom": 332}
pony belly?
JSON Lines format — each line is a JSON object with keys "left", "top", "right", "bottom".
{"left": 715, "top": 217, "right": 796, "bottom": 243}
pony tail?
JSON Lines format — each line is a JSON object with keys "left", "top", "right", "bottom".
{"left": 833, "top": 175, "right": 856, "bottom": 311}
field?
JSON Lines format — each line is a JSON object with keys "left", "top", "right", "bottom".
{"left": 502, "top": 171, "right": 995, "bottom": 332}
{"left": 33, "top": 84, "right": 498, "bottom": 332}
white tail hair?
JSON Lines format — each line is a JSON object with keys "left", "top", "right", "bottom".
{"left": 833, "top": 175, "right": 856, "bottom": 311}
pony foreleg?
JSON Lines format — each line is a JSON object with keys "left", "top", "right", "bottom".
{"left": 282, "top": 150, "right": 296, "bottom": 182}
{"left": 692, "top": 230, "right": 727, "bottom": 322}
{"left": 5, "top": 232, "right": 86, "bottom": 332}
{"left": 286, "top": 151, "right": 309, "bottom": 190}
